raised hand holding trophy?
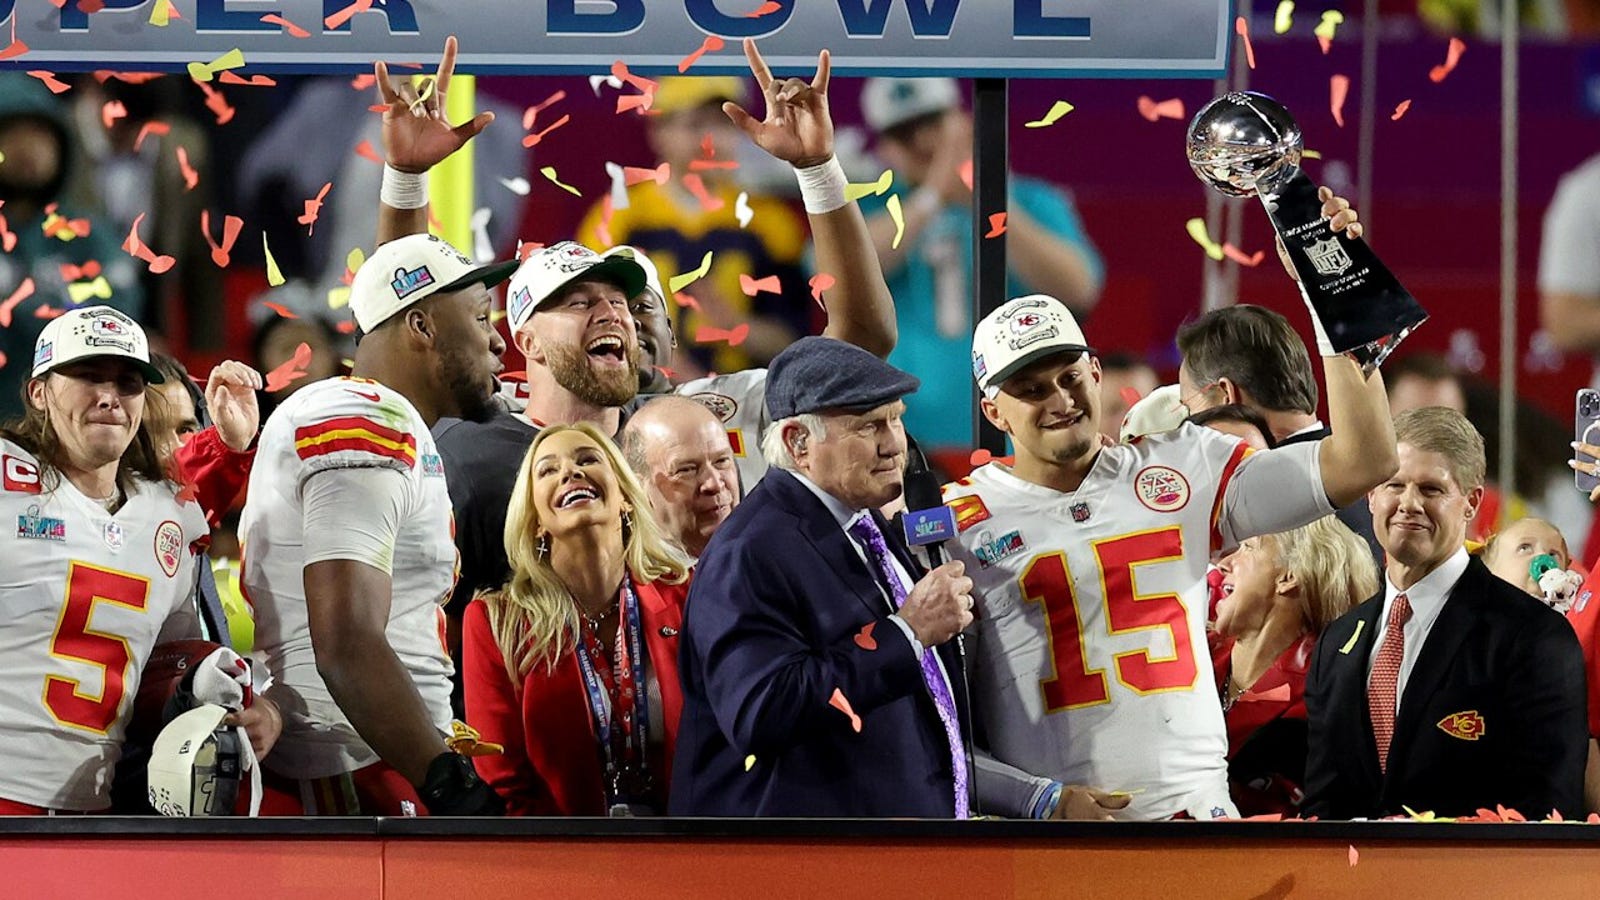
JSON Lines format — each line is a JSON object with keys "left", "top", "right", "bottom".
{"left": 1186, "top": 91, "right": 1427, "bottom": 375}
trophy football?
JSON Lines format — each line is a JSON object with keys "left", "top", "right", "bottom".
{"left": 1186, "top": 91, "right": 1427, "bottom": 374}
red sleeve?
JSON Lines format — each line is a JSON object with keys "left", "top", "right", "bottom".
{"left": 1565, "top": 571, "right": 1600, "bottom": 738}
{"left": 461, "top": 599, "right": 544, "bottom": 816}
{"left": 174, "top": 425, "right": 254, "bottom": 529}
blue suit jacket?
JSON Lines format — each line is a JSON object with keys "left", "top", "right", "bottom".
{"left": 670, "top": 468, "right": 968, "bottom": 817}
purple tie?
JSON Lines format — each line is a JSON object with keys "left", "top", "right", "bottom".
{"left": 848, "top": 513, "right": 970, "bottom": 819}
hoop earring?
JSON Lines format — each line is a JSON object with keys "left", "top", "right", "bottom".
{"left": 536, "top": 532, "right": 550, "bottom": 560}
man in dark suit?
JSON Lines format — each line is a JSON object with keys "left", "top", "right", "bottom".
{"left": 671, "top": 336, "right": 976, "bottom": 817}
{"left": 1304, "top": 407, "right": 1587, "bottom": 819}
{"left": 1177, "top": 305, "right": 1383, "bottom": 568}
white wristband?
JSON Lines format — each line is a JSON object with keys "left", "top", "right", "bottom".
{"left": 381, "top": 164, "right": 429, "bottom": 210}
{"left": 795, "top": 156, "right": 848, "bottom": 215}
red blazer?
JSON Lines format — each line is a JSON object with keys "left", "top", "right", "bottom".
{"left": 462, "top": 577, "right": 688, "bottom": 816}
{"left": 1209, "top": 631, "right": 1315, "bottom": 816}
{"left": 173, "top": 425, "right": 254, "bottom": 529}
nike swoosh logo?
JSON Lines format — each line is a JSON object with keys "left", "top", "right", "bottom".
{"left": 346, "top": 389, "right": 382, "bottom": 403}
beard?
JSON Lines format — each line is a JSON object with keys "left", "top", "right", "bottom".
{"left": 437, "top": 345, "right": 499, "bottom": 424}
{"left": 546, "top": 340, "right": 639, "bottom": 408}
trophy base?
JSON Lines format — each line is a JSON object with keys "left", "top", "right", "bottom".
{"left": 1347, "top": 317, "right": 1427, "bottom": 379}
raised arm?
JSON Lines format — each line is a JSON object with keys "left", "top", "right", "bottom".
{"left": 724, "top": 40, "right": 896, "bottom": 358}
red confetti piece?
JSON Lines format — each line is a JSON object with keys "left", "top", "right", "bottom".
{"left": 261, "top": 301, "right": 298, "bottom": 320}
{"left": 0, "top": 278, "right": 34, "bottom": 327}
{"left": 739, "top": 273, "right": 781, "bottom": 296}
{"left": 610, "top": 60, "right": 659, "bottom": 96}
{"left": 1549, "top": 808, "right": 1565, "bottom": 822}
{"left": 59, "top": 261, "right": 101, "bottom": 282}
{"left": 1317, "top": 34, "right": 1333, "bottom": 54}
{"left": 260, "top": 13, "right": 310, "bottom": 38}
{"left": 521, "top": 90, "right": 567, "bottom": 130}
{"left": 1234, "top": 16, "right": 1256, "bottom": 69}
{"left": 1119, "top": 386, "right": 1142, "bottom": 409}
{"left": 747, "top": 0, "right": 783, "bottom": 15}
{"left": 984, "top": 212, "right": 1008, "bottom": 238}
{"left": 1222, "top": 243, "right": 1265, "bottom": 266}
{"left": 1137, "top": 96, "right": 1186, "bottom": 122}
{"left": 123, "top": 213, "right": 176, "bottom": 274}
{"left": 78, "top": 0, "right": 105, "bottom": 12}
{"left": 828, "top": 688, "right": 862, "bottom": 733}
{"left": 521, "top": 113, "right": 570, "bottom": 149}
{"left": 96, "top": 71, "right": 163, "bottom": 84}
{"left": 133, "top": 120, "right": 170, "bottom": 152}
{"left": 174, "top": 480, "right": 198, "bottom": 504}
{"left": 673, "top": 291, "right": 701, "bottom": 312}
{"left": 0, "top": 207, "right": 17, "bottom": 252}
{"left": 694, "top": 323, "right": 750, "bottom": 347}
{"left": 350, "top": 73, "right": 377, "bottom": 91}
{"left": 298, "top": 182, "right": 333, "bottom": 235}
{"left": 808, "top": 272, "right": 835, "bottom": 309}
{"left": 197, "top": 81, "right": 235, "bottom": 125}
{"left": 1497, "top": 805, "right": 1526, "bottom": 823}
{"left": 678, "top": 34, "right": 726, "bottom": 74}
{"left": 323, "top": 0, "right": 373, "bottom": 30}
{"left": 681, "top": 174, "right": 724, "bottom": 212}
{"left": 967, "top": 449, "right": 1016, "bottom": 467}
{"left": 624, "top": 163, "right": 670, "bottom": 186}
{"left": 959, "top": 159, "right": 974, "bottom": 191}
{"left": 853, "top": 621, "right": 878, "bottom": 651}
{"left": 1586, "top": 813, "right": 1600, "bottom": 824}
{"left": 1429, "top": 37, "right": 1465, "bottom": 83}
{"left": 26, "top": 71, "right": 70, "bottom": 94}
{"left": 1330, "top": 75, "right": 1350, "bottom": 127}
{"left": 354, "top": 139, "right": 383, "bottom": 164}
{"left": 1391, "top": 99, "right": 1412, "bottom": 121}
{"left": 218, "top": 72, "right": 277, "bottom": 87}
{"left": 690, "top": 158, "right": 739, "bottom": 172}
{"left": 516, "top": 242, "right": 546, "bottom": 262}
{"left": 176, "top": 146, "right": 199, "bottom": 191}
{"left": 1347, "top": 845, "right": 1358, "bottom": 867}
{"left": 335, "top": 320, "right": 358, "bottom": 335}
{"left": 201, "top": 211, "right": 243, "bottom": 267}
{"left": 264, "top": 341, "right": 312, "bottom": 392}
{"left": 616, "top": 93, "right": 654, "bottom": 115}
{"left": 0, "top": 39, "right": 29, "bottom": 62}
{"left": 33, "top": 305, "right": 64, "bottom": 320}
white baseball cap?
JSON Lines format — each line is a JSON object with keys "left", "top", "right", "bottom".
{"left": 1120, "top": 384, "right": 1187, "bottom": 442}
{"left": 861, "top": 77, "right": 960, "bottom": 134}
{"left": 971, "top": 294, "right": 1094, "bottom": 393}
{"left": 505, "top": 241, "right": 648, "bottom": 331}
{"left": 32, "top": 305, "right": 164, "bottom": 384}
{"left": 146, "top": 704, "right": 244, "bottom": 817}
{"left": 349, "top": 233, "right": 517, "bottom": 334}
{"left": 624, "top": 247, "right": 667, "bottom": 306}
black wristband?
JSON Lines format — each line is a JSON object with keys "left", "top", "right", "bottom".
{"left": 419, "top": 752, "right": 504, "bottom": 816}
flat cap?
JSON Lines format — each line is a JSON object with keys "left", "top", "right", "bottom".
{"left": 766, "top": 336, "right": 920, "bottom": 420}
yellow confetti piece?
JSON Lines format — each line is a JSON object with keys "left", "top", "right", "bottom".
{"left": 1185, "top": 217, "right": 1224, "bottom": 261}
{"left": 328, "top": 286, "right": 351, "bottom": 310}
{"left": 264, "top": 233, "right": 285, "bottom": 287}
{"left": 1024, "top": 100, "right": 1075, "bottom": 128}
{"left": 844, "top": 168, "right": 893, "bottom": 203}
{"left": 539, "top": 165, "right": 582, "bottom": 197}
{"left": 886, "top": 193, "right": 905, "bottom": 250}
{"left": 407, "top": 77, "right": 435, "bottom": 114}
{"left": 149, "top": 0, "right": 174, "bottom": 27}
{"left": 1301, "top": 148, "right": 1322, "bottom": 160}
{"left": 491, "top": 309, "right": 507, "bottom": 324}
{"left": 744, "top": 755, "right": 756, "bottom": 772}
{"left": 66, "top": 276, "right": 112, "bottom": 304}
{"left": 1313, "top": 10, "right": 1344, "bottom": 41}
{"left": 1273, "top": 0, "right": 1293, "bottom": 33}
{"left": 1338, "top": 618, "right": 1365, "bottom": 654}
{"left": 345, "top": 246, "right": 365, "bottom": 276}
{"left": 668, "top": 250, "right": 714, "bottom": 294}
{"left": 186, "top": 48, "right": 246, "bottom": 83}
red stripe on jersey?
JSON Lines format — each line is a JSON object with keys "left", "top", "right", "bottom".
{"left": 296, "top": 435, "right": 418, "bottom": 467}
{"left": 1209, "top": 441, "right": 1253, "bottom": 553}
{"left": 294, "top": 416, "right": 414, "bottom": 448}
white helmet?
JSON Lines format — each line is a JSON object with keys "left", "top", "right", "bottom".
{"left": 147, "top": 704, "right": 256, "bottom": 816}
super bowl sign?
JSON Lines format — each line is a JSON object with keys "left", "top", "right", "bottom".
{"left": 0, "top": 0, "right": 1231, "bottom": 78}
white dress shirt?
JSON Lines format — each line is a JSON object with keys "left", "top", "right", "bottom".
{"left": 1366, "top": 547, "right": 1470, "bottom": 714}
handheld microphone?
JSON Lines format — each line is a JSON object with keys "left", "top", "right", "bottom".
{"left": 902, "top": 439, "right": 956, "bottom": 565}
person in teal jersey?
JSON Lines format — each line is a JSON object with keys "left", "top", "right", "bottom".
{"left": 857, "top": 78, "right": 1102, "bottom": 458}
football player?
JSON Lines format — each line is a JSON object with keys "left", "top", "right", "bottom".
{"left": 947, "top": 192, "right": 1398, "bottom": 820}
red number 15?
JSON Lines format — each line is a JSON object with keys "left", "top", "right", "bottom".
{"left": 1019, "top": 527, "right": 1198, "bottom": 712}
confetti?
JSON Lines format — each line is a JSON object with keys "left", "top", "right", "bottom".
{"left": 0, "top": 206, "right": 20, "bottom": 251}
{"left": 678, "top": 34, "right": 725, "bottom": 73}
{"left": 1314, "top": 11, "right": 1344, "bottom": 53}
{"left": 345, "top": 248, "right": 366, "bottom": 283}
{"left": 744, "top": 754, "right": 757, "bottom": 771}
{"left": 845, "top": 169, "right": 893, "bottom": 202}
{"left": 808, "top": 273, "right": 835, "bottom": 309}
{"left": 148, "top": 0, "right": 175, "bottom": 27}
{"left": 624, "top": 163, "right": 670, "bottom": 186}
{"left": 1235, "top": 17, "right": 1256, "bottom": 69}
{"left": 617, "top": 93, "right": 654, "bottom": 115}
{"left": 1547, "top": 808, "right": 1565, "bottom": 822}
{"left": 263, "top": 233, "right": 286, "bottom": 286}
{"left": 0, "top": 39, "right": 27, "bottom": 63}
{"left": 886, "top": 194, "right": 906, "bottom": 250}
{"left": 748, "top": 1, "right": 783, "bottom": 15}
{"left": 985, "top": 212, "right": 1008, "bottom": 238}
{"left": 176, "top": 146, "right": 198, "bottom": 191}
{"left": 1274, "top": 0, "right": 1293, "bottom": 33}
{"left": 327, "top": 287, "right": 351, "bottom": 310}
{"left": 695, "top": 323, "right": 749, "bottom": 347}
{"left": 350, "top": 73, "right": 377, "bottom": 91}
{"left": 610, "top": 60, "right": 659, "bottom": 96}
{"left": 522, "top": 90, "right": 567, "bottom": 130}
{"left": 681, "top": 173, "right": 724, "bottom": 212}
{"left": 299, "top": 182, "right": 332, "bottom": 234}
{"left": 260, "top": 13, "right": 310, "bottom": 37}
{"left": 1186, "top": 217, "right": 1224, "bottom": 261}
{"left": 1347, "top": 845, "right": 1358, "bottom": 867}
{"left": 1138, "top": 97, "right": 1186, "bottom": 121}
{"left": 1302, "top": 149, "right": 1323, "bottom": 160}
{"left": 471, "top": 207, "right": 494, "bottom": 264}
{"left": 588, "top": 74, "right": 623, "bottom": 96}
{"left": 853, "top": 621, "right": 878, "bottom": 651}
{"left": 603, "top": 162, "right": 630, "bottom": 212}
{"left": 1391, "top": 99, "right": 1412, "bottom": 121}
{"left": 734, "top": 191, "right": 753, "bottom": 229}
{"left": 26, "top": 72, "right": 71, "bottom": 94}
{"left": 1497, "top": 805, "right": 1526, "bottom": 822}
{"left": 186, "top": 47, "right": 245, "bottom": 83}
{"left": 498, "top": 176, "right": 531, "bottom": 196}
{"left": 673, "top": 291, "right": 700, "bottom": 312}
{"left": 354, "top": 139, "right": 383, "bottom": 164}
{"left": 539, "top": 165, "right": 582, "bottom": 197}
{"left": 1429, "top": 37, "right": 1466, "bottom": 83}
{"left": 668, "top": 251, "right": 714, "bottom": 293}
{"left": 123, "top": 214, "right": 175, "bottom": 273}
{"left": 218, "top": 72, "right": 276, "bottom": 87}
{"left": 1330, "top": 74, "right": 1349, "bottom": 127}
{"left": 59, "top": 261, "right": 99, "bottom": 282}
{"left": 0, "top": 278, "right": 34, "bottom": 327}
{"left": 1222, "top": 243, "right": 1265, "bottom": 266}
{"left": 1024, "top": 100, "right": 1075, "bottom": 128}
{"left": 133, "top": 120, "right": 170, "bottom": 152}
{"left": 739, "top": 273, "right": 781, "bottom": 296}
{"left": 196, "top": 81, "right": 235, "bottom": 125}
{"left": 324, "top": 0, "right": 373, "bottom": 30}
{"left": 264, "top": 341, "right": 312, "bottom": 392}
{"left": 828, "top": 688, "right": 862, "bottom": 733}
{"left": 67, "top": 276, "right": 112, "bottom": 304}
{"left": 201, "top": 211, "right": 243, "bottom": 267}
{"left": 33, "top": 305, "right": 63, "bottom": 320}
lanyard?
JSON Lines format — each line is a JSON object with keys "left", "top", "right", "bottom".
{"left": 572, "top": 575, "right": 652, "bottom": 807}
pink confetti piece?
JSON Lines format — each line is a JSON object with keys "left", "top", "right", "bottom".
{"left": 682, "top": 173, "right": 724, "bottom": 212}
{"left": 1347, "top": 845, "right": 1358, "bottom": 867}
{"left": 1391, "top": 99, "right": 1412, "bottom": 121}
{"left": 695, "top": 323, "right": 750, "bottom": 347}
{"left": 133, "top": 120, "right": 170, "bottom": 151}
{"left": 323, "top": 0, "right": 373, "bottom": 30}
{"left": 1330, "top": 75, "right": 1350, "bottom": 127}
{"left": 673, "top": 291, "right": 701, "bottom": 312}
{"left": 350, "top": 73, "right": 377, "bottom": 91}
{"left": 264, "top": 341, "right": 312, "bottom": 392}
{"left": 959, "top": 159, "right": 973, "bottom": 191}
{"left": 678, "top": 34, "right": 726, "bottom": 73}
{"left": 0, "top": 278, "right": 34, "bottom": 327}
{"left": 853, "top": 621, "right": 877, "bottom": 651}
{"left": 1429, "top": 37, "right": 1465, "bottom": 83}
{"left": 298, "top": 182, "right": 333, "bottom": 234}
{"left": 217, "top": 71, "right": 276, "bottom": 87}
{"left": 808, "top": 272, "right": 836, "bottom": 308}
{"left": 122, "top": 213, "right": 175, "bottom": 273}
{"left": 1235, "top": 16, "right": 1256, "bottom": 69}
{"left": 521, "top": 113, "right": 570, "bottom": 149}
{"left": 176, "top": 146, "right": 199, "bottom": 191}
{"left": 624, "top": 163, "right": 670, "bottom": 186}
{"left": 739, "top": 273, "right": 781, "bottom": 296}
{"left": 196, "top": 81, "right": 235, "bottom": 125}
{"left": 353, "top": 140, "right": 383, "bottom": 164}
{"left": 521, "top": 90, "right": 567, "bottom": 130}
{"left": 828, "top": 688, "right": 862, "bottom": 733}
{"left": 1137, "top": 96, "right": 1186, "bottom": 121}
{"left": 58, "top": 261, "right": 101, "bottom": 282}
{"left": 261, "top": 301, "right": 298, "bottom": 320}
{"left": 26, "top": 71, "right": 70, "bottom": 94}
{"left": 985, "top": 212, "right": 1008, "bottom": 238}
{"left": 616, "top": 93, "right": 654, "bottom": 115}
{"left": 200, "top": 210, "right": 243, "bottom": 267}
{"left": 260, "top": 12, "right": 310, "bottom": 38}
{"left": 747, "top": 0, "right": 783, "bottom": 15}
{"left": 1222, "top": 243, "right": 1265, "bottom": 266}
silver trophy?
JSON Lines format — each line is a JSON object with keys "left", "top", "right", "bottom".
{"left": 1187, "top": 91, "right": 1427, "bottom": 375}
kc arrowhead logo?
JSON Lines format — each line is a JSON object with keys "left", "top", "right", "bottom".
{"left": 1436, "top": 710, "right": 1485, "bottom": 741}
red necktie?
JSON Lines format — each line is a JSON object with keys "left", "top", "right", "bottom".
{"left": 1367, "top": 593, "right": 1412, "bottom": 772}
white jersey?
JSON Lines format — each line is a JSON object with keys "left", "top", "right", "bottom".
{"left": 0, "top": 441, "right": 207, "bottom": 810}
{"left": 240, "top": 377, "right": 456, "bottom": 779}
{"left": 677, "top": 368, "right": 769, "bottom": 495}
{"left": 944, "top": 423, "right": 1332, "bottom": 820}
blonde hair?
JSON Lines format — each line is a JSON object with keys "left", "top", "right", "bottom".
{"left": 1272, "top": 516, "right": 1380, "bottom": 634}
{"left": 1393, "top": 406, "right": 1486, "bottom": 491}
{"left": 481, "top": 423, "right": 688, "bottom": 677}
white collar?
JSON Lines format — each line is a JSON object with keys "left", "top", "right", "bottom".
{"left": 1383, "top": 546, "right": 1470, "bottom": 625}
{"left": 1283, "top": 420, "right": 1327, "bottom": 441}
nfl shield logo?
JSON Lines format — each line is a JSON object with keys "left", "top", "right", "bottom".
{"left": 1070, "top": 502, "right": 1091, "bottom": 523}
{"left": 1307, "top": 237, "right": 1353, "bottom": 277}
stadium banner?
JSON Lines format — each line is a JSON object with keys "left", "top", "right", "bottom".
{"left": 0, "top": 0, "right": 1232, "bottom": 78}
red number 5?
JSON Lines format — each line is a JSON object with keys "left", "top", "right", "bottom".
{"left": 1020, "top": 527, "right": 1198, "bottom": 712}
{"left": 43, "top": 563, "right": 152, "bottom": 734}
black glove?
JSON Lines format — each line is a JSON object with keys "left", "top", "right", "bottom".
{"left": 419, "top": 751, "right": 504, "bottom": 816}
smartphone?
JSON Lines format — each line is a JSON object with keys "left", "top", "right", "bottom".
{"left": 1577, "top": 389, "right": 1600, "bottom": 494}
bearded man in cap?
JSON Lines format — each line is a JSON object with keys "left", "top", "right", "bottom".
{"left": 671, "top": 337, "right": 976, "bottom": 817}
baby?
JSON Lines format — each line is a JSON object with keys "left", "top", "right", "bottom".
{"left": 1484, "top": 517, "right": 1579, "bottom": 610}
